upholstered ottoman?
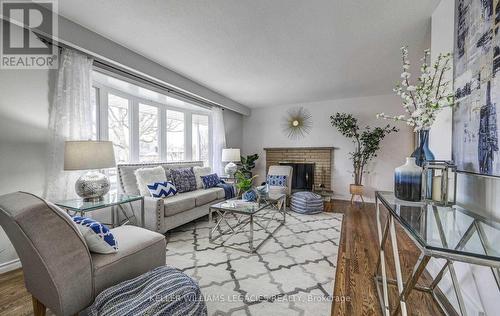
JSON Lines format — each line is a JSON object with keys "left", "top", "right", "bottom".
{"left": 291, "top": 191, "right": 324, "bottom": 214}
{"left": 85, "top": 266, "right": 207, "bottom": 316}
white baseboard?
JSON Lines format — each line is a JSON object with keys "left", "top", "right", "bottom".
{"left": 0, "top": 258, "right": 21, "bottom": 274}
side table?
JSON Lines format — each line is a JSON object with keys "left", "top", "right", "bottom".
{"left": 56, "top": 193, "right": 144, "bottom": 228}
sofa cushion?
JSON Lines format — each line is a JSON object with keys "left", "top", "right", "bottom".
{"left": 201, "top": 173, "right": 220, "bottom": 189}
{"left": 163, "top": 194, "right": 196, "bottom": 217}
{"left": 147, "top": 181, "right": 177, "bottom": 198}
{"left": 92, "top": 225, "right": 166, "bottom": 295}
{"left": 134, "top": 166, "right": 167, "bottom": 196}
{"left": 212, "top": 187, "right": 226, "bottom": 200}
{"left": 193, "top": 166, "right": 212, "bottom": 189}
{"left": 117, "top": 162, "right": 203, "bottom": 194}
{"left": 163, "top": 188, "right": 225, "bottom": 217}
{"left": 267, "top": 175, "right": 288, "bottom": 187}
{"left": 72, "top": 216, "right": 118, "bottom": 254}
{"left": 192, "top": 189, "right": 218, "bottom": 206}
{"left": 170, "top": 168, "right": 197, "bottom": 193}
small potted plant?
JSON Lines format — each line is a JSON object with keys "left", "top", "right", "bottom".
{"left": 330, "top": 113, "right": 398, "bottom": 199}
{"left": 235, "top": 171, "right": 258, "bottom": 201}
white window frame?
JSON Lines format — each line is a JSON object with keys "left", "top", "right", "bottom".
{"left": 92, "top": 82, "right": 212, "bottom": 165}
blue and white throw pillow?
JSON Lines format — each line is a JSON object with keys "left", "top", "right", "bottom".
{"left": 201, "top": 173, "right": 220, "bottom": 189}
{"left": 72, "top": 216, "right": 118, "bottom": 254}
{"left": 170, "top": 167, "right": 197, "bottom": 193}
{"left": 147, "top": 181, "right": 177, "bottom": 198}
{"left": 267, "top": 175, "right": 287, "bottom": 187}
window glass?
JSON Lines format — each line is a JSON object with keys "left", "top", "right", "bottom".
{"left": 107, "top": 93, "right": 130, "bottom": 163}
{"left": 166, "top": 110, "right": 185, "bottom": 161}
{"left": 192, "top": 114, "right": 209, "bottom": 166}
{"left": 139, "top": 103, "right": 159, "bottom": 162}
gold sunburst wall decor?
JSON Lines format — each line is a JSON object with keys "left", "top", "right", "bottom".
{"left": 282, "top": 106, "right": 312, "bottom": 140}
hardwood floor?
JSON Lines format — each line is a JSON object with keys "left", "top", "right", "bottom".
{"left": 331, "top": 200, "right": 444, "bottom": 316}
{"left": 0, "top": 200, "right": 444, "bottom": 315}
{"left": 0, "top": 268, "right": 34, "bottom": 316}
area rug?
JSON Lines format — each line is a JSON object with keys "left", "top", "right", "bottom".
{"left": 165, "top": 210, "right": 343, "bottom": 316}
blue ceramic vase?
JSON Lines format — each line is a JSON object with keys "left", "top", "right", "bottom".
{"left": 411, "top": 129, "right": 435, "bottom": 167}
{"left": 395, "top": 157, "right": 422, "bottom": 201}
{"left": 411, "top": 129, "right": 435, "bottom": 198}
{"left": 242, "top": 189, "right": 257, "bottom": 202}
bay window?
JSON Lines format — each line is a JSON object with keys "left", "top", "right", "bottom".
{"left": 139, "top": 103, "right": 159, "bottom": 162}
{"left": 107, "top": 93, "right": 130, "bottom": 164}
{"left": 166, "top": 110, "right": 185, "bottom": 161}
{"left": 192, "top": 114, "right": 210, "bottom": 165}
{"left": 91, "top": 70, "right": 212, "bottom": 188}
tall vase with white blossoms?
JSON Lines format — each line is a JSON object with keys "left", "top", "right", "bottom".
{"left": 378, "top": 46, "right": 454, "bottom": 166}
{"left": 378, "top": 46, "right": 453, "bottom": 201}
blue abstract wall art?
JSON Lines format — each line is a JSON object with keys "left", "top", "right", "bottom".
{"left": 453, "top": 0, "right": 500, "bottom": 177}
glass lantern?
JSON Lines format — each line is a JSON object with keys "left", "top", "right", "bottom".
{"left": 422, "top": 160, "right": 457, "bottom": 206}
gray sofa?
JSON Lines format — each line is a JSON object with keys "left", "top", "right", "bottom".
{"left": 117, "top": 161, "right": 225, "bottom": 233}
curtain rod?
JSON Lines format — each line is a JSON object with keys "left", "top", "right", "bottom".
{"left": 35, "top": 32, "right": 221, "bottom": 110}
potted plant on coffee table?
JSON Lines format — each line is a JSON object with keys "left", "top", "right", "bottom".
{"left": 330, "top": 113, "right": 398, "bottom": 203}
{"left": 235, "top": 171, "right": 258, "bottom": 201}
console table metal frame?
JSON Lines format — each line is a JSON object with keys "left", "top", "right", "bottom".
{"left": 374, "top": 191, "right": 500, "bottom": 316}
{"left": 208, "top": 194, "right": 286, "bottom": 253}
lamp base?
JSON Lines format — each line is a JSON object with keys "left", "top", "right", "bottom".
{"left": 224, "top": 162, "right": 238, "bottom": 177}
{"left": 75, "top": 171, "right": 110, "bottom": 202}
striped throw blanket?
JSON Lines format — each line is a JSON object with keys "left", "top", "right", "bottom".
{"left": 291, "top": 191, "right": 324, "bottom": 214}
{"left": 86, "top": 266, "right": 207, "bottom": 316}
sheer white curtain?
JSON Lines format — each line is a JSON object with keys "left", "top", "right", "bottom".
{"left": 211, "top": 107, "right": 226, "bottom": 175}
{"left": 44, "top": 48, "right": 94, "bottom": 201}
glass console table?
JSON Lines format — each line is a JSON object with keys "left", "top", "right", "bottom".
{"left": 56, "top": 193, "right": 144, "bottom": 228}
{"left": 374, "top": 191, "right": 500, "bottom": 316}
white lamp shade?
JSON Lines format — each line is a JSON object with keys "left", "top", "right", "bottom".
{"left": 222, "top": 148, "right": 241, "bottom": 162}
{"left": 64, "top": 141, "right": 116, "bottom": 171}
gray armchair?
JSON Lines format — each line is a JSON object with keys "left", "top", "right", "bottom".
{"left": 0, "top": 192, "right": 166, "bottom": 316}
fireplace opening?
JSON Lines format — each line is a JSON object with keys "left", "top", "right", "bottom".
{"left": 279, "top": 162, "right": 315, "bottom": 191}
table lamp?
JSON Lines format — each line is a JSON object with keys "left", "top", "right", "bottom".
{"left": 64, "top": 140, "right": 116, "bottom": 201}
{"left": 222, "top": 148, "right": 240, "bottom": 177}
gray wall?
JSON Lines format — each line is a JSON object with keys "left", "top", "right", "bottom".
{"left": 223, "top": 109, "right": 243, "bottom": 149}
{"left": 242, "top": 95, "right": 414, "bottom": 201}
{"left": 0, "top": 66, "right": 53, "bottom": 269}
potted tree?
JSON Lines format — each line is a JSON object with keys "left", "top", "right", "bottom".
{"left": 330, "top": 113, "right": 398, "bottom": 200}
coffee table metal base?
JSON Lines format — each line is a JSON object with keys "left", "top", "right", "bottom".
{"left": 208, "top": 203, "right": 286, "bottom": 253}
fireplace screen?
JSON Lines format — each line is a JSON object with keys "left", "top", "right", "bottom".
{"left": 279, "top": 162, "right": 315, "bottom": 191}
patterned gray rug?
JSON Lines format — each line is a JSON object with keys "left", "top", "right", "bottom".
{"left": 165, "top": 210, "right": 343, "bottom": 316}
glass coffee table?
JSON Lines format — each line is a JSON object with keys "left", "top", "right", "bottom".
{"left": 209, "top": 193, "right": 286, "bottom": 253}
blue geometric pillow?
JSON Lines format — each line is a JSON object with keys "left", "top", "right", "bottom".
{"left": 72, "top": 216, "right": 118, "bottom": 254}
{"left": 267, "top": 175, "right": 287, "bottom": 187}
{"left": 147, "top": 181, "right": 177, "bottom": 198}
{"left": 201, "top": 173, "right": 220, "bottom": 189}
{"left": 170, "top": 168, "right": 197, "bottom": 193}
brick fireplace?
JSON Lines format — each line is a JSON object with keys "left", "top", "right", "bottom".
{"left": 264, "top": 147, "right": 334, "bottom": 192}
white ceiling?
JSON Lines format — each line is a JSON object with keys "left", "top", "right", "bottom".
{"left": 58, "top": 0, "right": 438, "bottom": 108}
